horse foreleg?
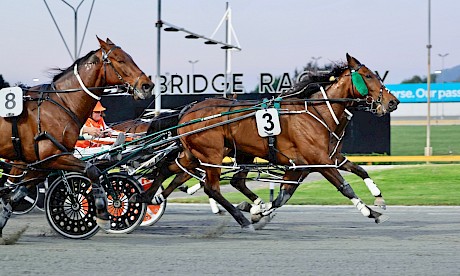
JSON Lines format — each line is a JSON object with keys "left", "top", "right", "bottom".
{"left": 339, "top": 158, "right": 386, "bottom": 209}
{"left": 320, "top": 167, "right": 389, "bottom": 224}
{"left": 0, "top": 167, "right": 46, "bottom": 235}
{"left": 150, "top": 171, "right": 193, "bottom": 205}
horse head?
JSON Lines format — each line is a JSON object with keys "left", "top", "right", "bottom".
{"left": 97, "top": 37, "right": 154, "bottom": 100}
{"left": 346, "top": 53, "right": 399, "bottom": 116}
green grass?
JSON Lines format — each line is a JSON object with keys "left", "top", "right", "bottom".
{"left": 391, "top": 125, "right": 460, "bottom": 155}
{"left": 170, "top": 164, "right": 460, "bottom": 205}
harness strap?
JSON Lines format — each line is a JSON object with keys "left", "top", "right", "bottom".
{"left": 320, "top": 86, "right": 340, "bottom": 125}
{"left": 10, "top": 116, "right": 24, "bottom": 161}
{"left": 34, "top": 132, "right": 70, "bottom": 161}
{"left": 268, "top": 136, "right": 277, "bottom": 164}
{"left": 46, "top": 96, "right": 84, "bottom": 127}
{"left": 73, "top": 64, "right": 102, "bottom": 100}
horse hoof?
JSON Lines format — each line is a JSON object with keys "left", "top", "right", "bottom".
{"left": 375, "top": 214, "right": 390, "bottom": 224}
{"left": 177, "top": 184, "right": 188, "bottom": 193}
{"left": 237, "top": 201, "right": 252, "bottom": 212}
{"left": 374, "top": 197, "right": 387, "bottom": 210}
{"left": 251, "top": 213, "right": 262, "bottom": 223}
{"left": 214, "top": 210, "right": 226, "bottom": 216}
{"left": 96, "top": 217, "right": 111, "bottom": 231}
{"left": 95, "top": 206, "right": 110, "bottom": 231}
{"left": 242, "top": 224, "right": 255, "bottom": 232}
{"left": 253, "top": 212, "right": 276, "bottom": 230}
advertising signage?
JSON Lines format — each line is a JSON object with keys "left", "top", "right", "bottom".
{"left": 156, "top": 71, "right": 460, "bottom": 104}
{"left": 157, "top": 72, "right": 307, "bottom": 95}
{"left": 386, "top": 83, "right": 460, "bottom": 103}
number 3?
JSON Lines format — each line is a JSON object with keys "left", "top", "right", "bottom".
{"left": 262, "top": 112, "right": 274, "bottom": 131}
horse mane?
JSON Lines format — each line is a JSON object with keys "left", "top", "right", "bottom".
{"left": 280, "top": 63, "right": 347, "bottom": 99}
{"left": 51, "top": 50, "right": 99, "bottom": 82}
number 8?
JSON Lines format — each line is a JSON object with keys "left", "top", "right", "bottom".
{"left": 5, "top": 92, "right": 16, "bottom": 109}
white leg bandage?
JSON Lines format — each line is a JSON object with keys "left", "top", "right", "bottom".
{"left": 364, "top": 178, "right": 381, "bottom": 196}
{"left": 209, "top": 198, "right": 220, "bottom": 214}
{"left": 151, "top": 194, "right": 165, "bottom": 205}
{"left": 250, "top": 202, "right": 272, "bottom": 215}
{"left": 187, "top": 183, "right": 202, "bottom": 195}
{"left": 253, "top": 197, "right": 264, "bottom": 205}
{"left": 351, "top": 198, "right": 371, "bottom": 217}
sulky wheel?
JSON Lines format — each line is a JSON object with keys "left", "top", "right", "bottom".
{"left": 136, "top": 177, "right": 166, "bottom": 227}
{"left": 45, "top": 172, "right": 100, "bottom": 239}
{"left": 104, "top": 173, "right": 146, "bottom": 234}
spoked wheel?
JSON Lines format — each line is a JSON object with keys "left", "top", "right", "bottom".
{"left": 45, "top": 173, "right": 99, "bottom": 239}
{"left": 104, "top": 173, "right": 146, "bottom": 234}
{"left": 12, "top": 185, "right": 39, "bottom": 215}
{"left": 136, "top": 177, "right": 166, "bottom": 227}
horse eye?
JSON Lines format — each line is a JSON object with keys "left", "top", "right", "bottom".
{"left": 365, "top": 74, "right": 372, "bottom": 79}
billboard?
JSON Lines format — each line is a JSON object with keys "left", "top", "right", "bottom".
{"left": 386, "top": 83, "right": 460, "bottom": 103}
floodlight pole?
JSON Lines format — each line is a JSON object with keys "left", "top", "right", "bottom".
{"left": 155, "top": 1, "right": 241, "bottom": 114}
{"left": 43, "top": 0, "right": 95, "bottom": 61}
{"left": 155, "top": 0, "right": 162, "bottom": 115}
{"left": 224, "top": 2, "right": 230, "bottom": 98}
{"left": 425, "top": 0, "right": 432, "bottom": 158}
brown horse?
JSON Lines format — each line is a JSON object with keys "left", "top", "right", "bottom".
{"left": 0, "top": 37, "right": 153, "bottom": 236}
{"left": 165, "top": 54, "right": 398, "bottom": 230}
{"left": 132, "top": 107, "right": 387, "bottom": 214}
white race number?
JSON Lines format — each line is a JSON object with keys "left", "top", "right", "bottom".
{"left": 0, "top": 87, "right": 23, "bottom": 117}
{"left": 255, "top": 108, "right": 281, "bottom": 137}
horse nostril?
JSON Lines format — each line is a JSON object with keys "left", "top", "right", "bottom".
{"left": 142, "top": 83, "right": 153, "bottom": 92}
{"left": 388, "top": 99, "right": 399, "bottom": 111}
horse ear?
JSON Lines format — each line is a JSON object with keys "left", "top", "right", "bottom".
{"left": 346, "top": 53, "right": 361, "bottom": 70}
{"left": 106, "top": 38, "right": 115, "bottom": 45}
{"left": 97, "top": 35, "right": 110, "bottom": 51}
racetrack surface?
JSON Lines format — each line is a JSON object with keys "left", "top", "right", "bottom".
{"left": 1, "top": 205, "right": 458, "bottom": 275}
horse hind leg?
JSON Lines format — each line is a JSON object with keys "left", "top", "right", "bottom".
{"left": 339, "top": 159, "right": 386, "bottom": 209}
{"left": 249, "top": 171, "right": 305, "bottom": 226}
{"left": 204, "top": 167, "right": 254, "bottom": 231}
{"left": 84, "top": 162, "right": 110, "bottom": 230}
{"left": 0, "top": 199, "right": 13, "bottom": 237}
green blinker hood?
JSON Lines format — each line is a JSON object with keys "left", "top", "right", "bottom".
{"left": 351, "top": 71, "right": 369, "bottom": 96}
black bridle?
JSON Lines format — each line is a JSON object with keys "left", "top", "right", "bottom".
{"left": 349, "top": 65, "right": 386, "bottom": 114}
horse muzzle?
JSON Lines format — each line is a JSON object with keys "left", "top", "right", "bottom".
{"left": 387, "top": 98, "right": 399, "bottom": 112}
{"left": 133, "top": 82, "right": 154, "bottom": 100}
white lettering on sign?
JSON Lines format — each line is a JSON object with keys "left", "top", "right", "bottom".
{"left": 255, "top": 108, "right": 281, "bottom": 137}
{"left": 0, "top": 87, "right": 23, "bottom": 117}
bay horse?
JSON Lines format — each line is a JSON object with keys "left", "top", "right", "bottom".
{"left": 0, "top": 37, "right": 153, "bottom": 236}
{"left": 152, "top": 54, "right": 398, "bottom": 230}
{"left": 130, "top": 58, "right": 390, "bottom": 219}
